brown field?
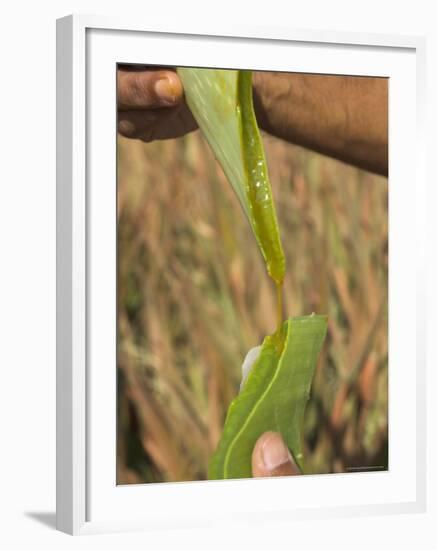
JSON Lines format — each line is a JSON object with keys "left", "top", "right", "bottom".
{"left": 116, "top": 126, "right": 388, "bottom": 483}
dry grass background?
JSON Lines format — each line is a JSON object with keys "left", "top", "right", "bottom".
{"left": 116, "top": 122, "right": 388, "bottom": 483}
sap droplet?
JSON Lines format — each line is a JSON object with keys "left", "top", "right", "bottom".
{"left": 255, "top": 188, "right": 270, "bottom": 203}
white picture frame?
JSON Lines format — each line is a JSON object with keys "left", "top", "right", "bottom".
{"left": 56, "top": 14, "right": 427, "bottom": 535}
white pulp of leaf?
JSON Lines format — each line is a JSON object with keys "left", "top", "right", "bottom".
{"left": 239, "top": 345, "right": 261, "bottom": 392}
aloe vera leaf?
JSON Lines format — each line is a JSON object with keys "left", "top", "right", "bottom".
{"left": 208, "top": 315, "right": 328, "bottom": 480}
{"left": 177, "top": 68, "right": 285, "bottom": 284}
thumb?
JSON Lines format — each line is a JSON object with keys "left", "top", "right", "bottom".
{"left": 117, "top": 68, "right": 183, "bottom": 110}
{"left": 252, "top": 431, "right": 301, "bottom": 477}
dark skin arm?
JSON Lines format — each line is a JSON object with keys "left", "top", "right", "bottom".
{"left": 117, "top": 67, "right": 388, "bottom": 176}
{"left": 252, "top": 72, "right": 388, "bottom": 176}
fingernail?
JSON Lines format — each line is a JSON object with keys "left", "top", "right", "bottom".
{"left": 261, "top": 433, "right": 292, "bottom": 471}
{"left": 154, "top": 78, "right": 177, "bottom": 104}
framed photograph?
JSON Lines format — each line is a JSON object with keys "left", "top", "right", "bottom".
{"left": 56, "top": 14, "right": 427, "bottom": 535}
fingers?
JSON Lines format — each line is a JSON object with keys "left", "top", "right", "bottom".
{"left": 117, "top": 67, "right": 197, "bottom": 142}
{"left": 251, "top": 431, "right": 301, "bottom": 478}
{"left": 118, "top": 110, "right": 163, "bottom": 139}
{"left": 117, "top": 68, "right": 184, "bottom": 110}
{"left": 118, "top": 104, "right": 197, "bottom": 142}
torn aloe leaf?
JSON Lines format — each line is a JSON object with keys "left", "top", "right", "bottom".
{"left": 178, "top": 67, "right": 327, "bottom": 480}
{"left": 208, "top": 315, "right": 328, "bottom": 480}
{"left": 177, "top": 68, "right": 285, "bottom": 285}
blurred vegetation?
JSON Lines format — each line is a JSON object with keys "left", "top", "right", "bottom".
{"left": 116, "top": 122, "right": 388, "bottom": 484}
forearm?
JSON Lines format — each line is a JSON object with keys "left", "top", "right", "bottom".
{"left": 252, "top": 72, "right": 388, "bottom": 176}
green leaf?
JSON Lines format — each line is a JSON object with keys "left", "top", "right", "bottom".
{"left": 209, "top": 315, "right": 328, "bottom": 479}
{"left": 177, "top": 68, "right": 285, "bottom": 284}
{"left": 178, "top": 67, "right": 327, "bottom": 480}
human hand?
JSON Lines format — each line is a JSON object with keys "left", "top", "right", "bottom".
{"left": 252, "top": 431, "right": 301, "bottom": 477}
{"left": 118, "top": 67, "right": 387, "bottom": 175}
{"left": 117, "top": 66, "right": 197, "bottom": 142}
